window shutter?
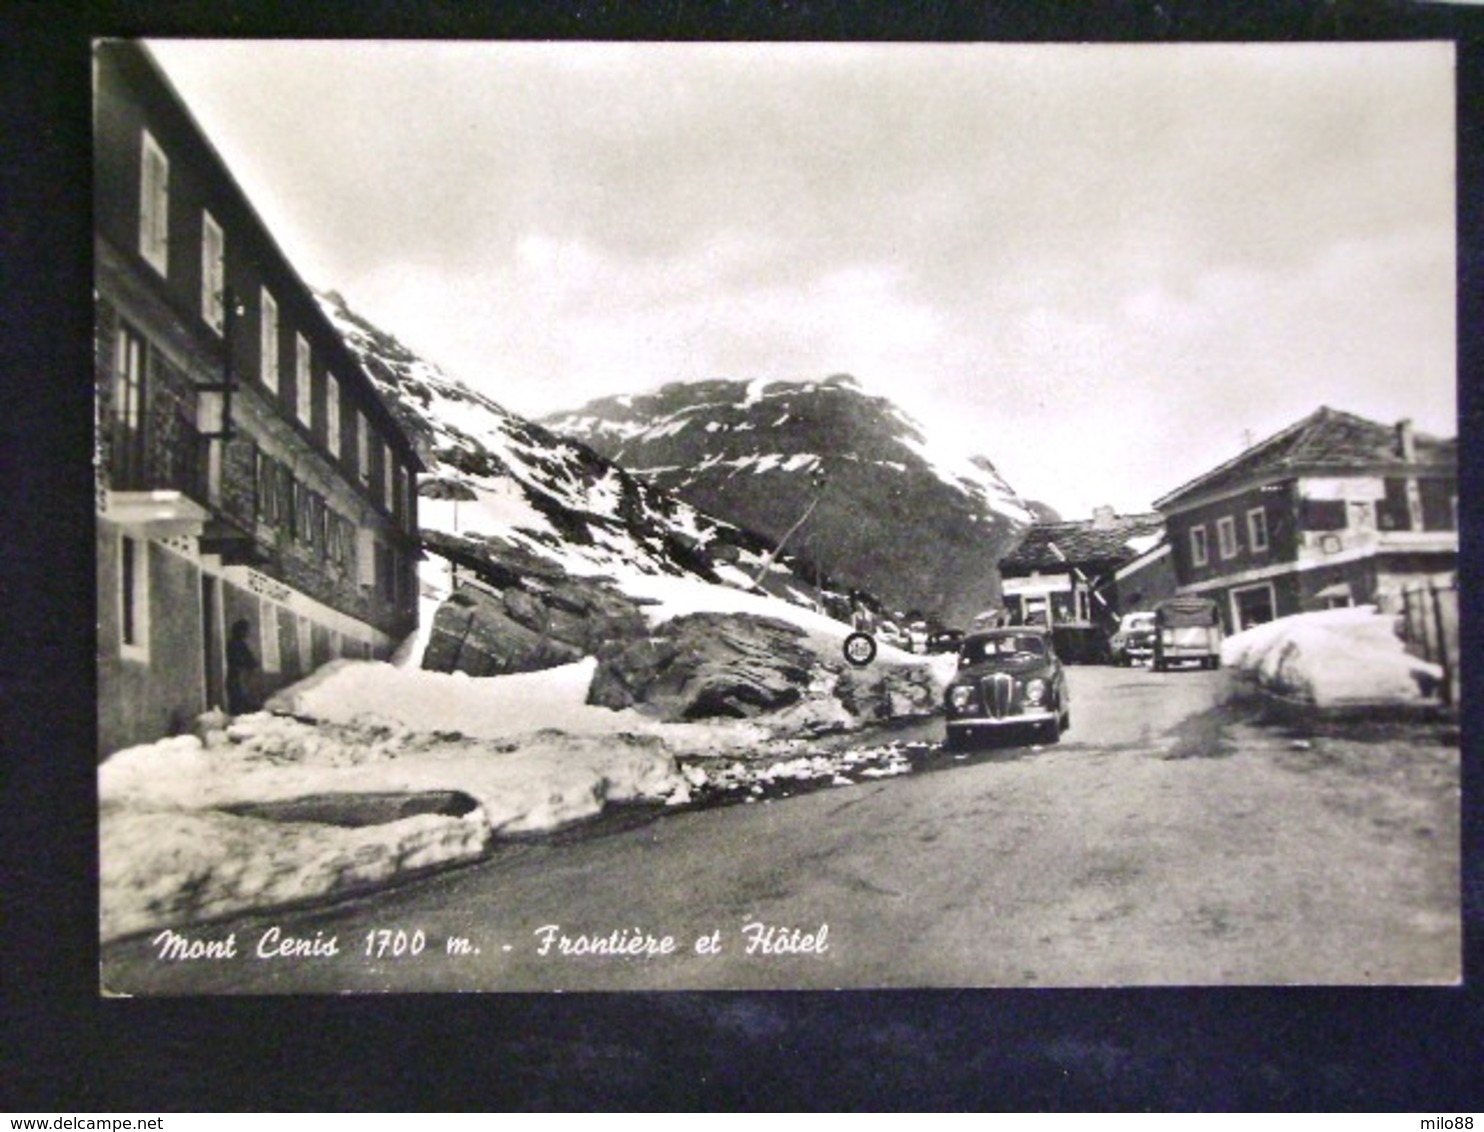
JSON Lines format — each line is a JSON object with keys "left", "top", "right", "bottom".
{"left": 260, "top": 289, "right": 279, "bottom": 392}
{"left": 357, "top": 529, "right": 377, "bottom": 587}
{"left": 295, "top": 335, "right": 312, "bottom": 426}
{"left": 326, "top": 374, "right": 341, "bottom": 457}
{"left": 255, "top": 454, "right": 273, "bottom": 524}
{"left": 139, "top": 131, "right": 169, "bottom": 274}
{"left": 201, "top": 211, "right": 224, "bottom": 333}
{"left": 356, "top": 411, "right": 370, "bottom": 483}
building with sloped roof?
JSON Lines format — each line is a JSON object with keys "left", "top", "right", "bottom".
{"left": 997, "top": 506, "right": 1166, "bottom": 636}
{"left": 1151, "top": 406, "right": 1456, "bottom": 633}
{"left": 95, "top": 42, "right": 424, "bottom": 755}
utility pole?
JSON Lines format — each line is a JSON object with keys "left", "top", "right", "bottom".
{"left": 751, "top": 465, "right": 828, "bottom": 590}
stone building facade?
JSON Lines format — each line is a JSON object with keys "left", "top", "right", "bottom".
{"left": 95, "top": 42, "right": 422, "bottom": 756}
{"left": 1153, "top": 407, "right": 1456, "bottom": 633}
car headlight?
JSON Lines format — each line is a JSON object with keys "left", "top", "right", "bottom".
{"left": 949, "top": 685, "right": 975, "bottom": 711}
{"left": 1024, "top": 678, "right": 1047, "bottom": 705}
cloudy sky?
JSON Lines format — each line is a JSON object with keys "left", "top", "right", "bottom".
{"left": 147, "top": 39, "right": 1456, "bottom": 517}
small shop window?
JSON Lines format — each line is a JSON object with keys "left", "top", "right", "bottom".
{"left": 259, "top": 599, "right": 281, "bottom": 673}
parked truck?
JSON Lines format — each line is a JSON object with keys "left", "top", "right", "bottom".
{"left": 1152, "top": 597, "right": 1223, "bottom": 671}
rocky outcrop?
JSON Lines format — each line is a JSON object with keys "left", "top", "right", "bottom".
{"left": 589, "top": 613, "right": 818, "bottom": 720}
{"left": 421, "top": 533, "right": 652, "bottom": 678}
{"left": 590, "top": 611, "right": 948, "bottom": 733}
{"left": 419, "top": 530, "right": 950, "bottom": 732}
{"left": 833, "top": 660, "right": 944, "bottom": 723}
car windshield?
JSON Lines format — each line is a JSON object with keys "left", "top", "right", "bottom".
{"left": 963, "top": 634, "right": 1045, "bottom": 663}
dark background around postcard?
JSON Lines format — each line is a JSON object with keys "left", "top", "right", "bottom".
{"left": 4, "top": 0, "right": 1481, "bottom": 1112}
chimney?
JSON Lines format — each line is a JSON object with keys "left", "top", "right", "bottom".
{"left": 1091, "top": 505, "right": 1116, "bottom": 530}
{"left": 1395, "top": 419, "right": 1416, "bottom": 462}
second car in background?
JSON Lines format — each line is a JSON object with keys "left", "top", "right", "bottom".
{"left": 1109, "top": 611, "right": 1157, "bottom": 666}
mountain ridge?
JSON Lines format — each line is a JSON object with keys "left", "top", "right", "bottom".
{"left": 316, "top": 292, "right": 850, "bottom": 615}
{"left": 545, "top": 373, "right": 1035, "bottom": 627}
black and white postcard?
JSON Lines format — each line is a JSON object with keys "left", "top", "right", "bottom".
{"left": 91, "top": 36, "right": 1460, "bottom": 998}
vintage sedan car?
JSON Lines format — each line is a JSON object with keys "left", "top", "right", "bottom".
{"left": 1109, "top": 611, "right": 1157, "bottom": 666}
{"left": 943, "top": 628, "right": 1070, "bottom": 749}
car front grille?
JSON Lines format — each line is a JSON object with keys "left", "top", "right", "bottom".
{"left": 985, "top": 672, "right": 1014, "bottom": 718}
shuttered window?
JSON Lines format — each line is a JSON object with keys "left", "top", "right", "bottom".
{"left": 356, "top": 411, "right": 370, "bottom": 484}
{"left": 139, "top": 130, "right": 169, "bottom": 274}
{"left": 326, "top": 374, "right": 341, "bottom": 457}
{"left": 1247, "top": 507, "right": 1269, "bottom": 553}
{"left": 260, "top": 289, "right": 279, "bottom": 393}
{"left": 1216, "top": 516, "right": 1238, "bottom": 560}
{"left": 295, "top": 334, "right": 313, "bottom": 427}
{"left": 201, "top": 210, "right": 224, "bottom": 333}
{"left": 1189, "top": 525, "right": 1209, "bottom": 568}
{"left": 356, "top": 529, "right": 376, "bottom": 588}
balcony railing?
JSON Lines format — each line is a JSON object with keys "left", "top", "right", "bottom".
{"left": 104, "top": 410, "right": 209, "bottom": 503}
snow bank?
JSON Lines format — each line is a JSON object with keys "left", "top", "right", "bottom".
{"left": 99, "top": 658, "right": 699, "bottom": 941}
{"left": 99, "top": 714, "right": 686, "bottom": 828}
{"left": 266, "top": 656, "right": 630, "bottom": 737}
{"left": 100, "top": 805, "right": 489, "bottom": 942}
{"left": 1221, "top": 606, "right": 1442, "bottom": 707}
{"left": 100, "top": 616, "right": 953, "bottom": 940}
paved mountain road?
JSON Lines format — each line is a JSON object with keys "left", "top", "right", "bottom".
{"left": 101, "top": 666, "right": 1459, "bottom": 993}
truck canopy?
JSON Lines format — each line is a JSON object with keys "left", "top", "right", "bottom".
{"left": 1155, "top": 596, "right": 1221, "bottom": 628}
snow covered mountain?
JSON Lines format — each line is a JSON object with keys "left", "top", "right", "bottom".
{"left": 544, "top": 375, "right": 1035, "bottom": 627}
{"left": 317, "top": 293, "right": 825, "bottom": 609}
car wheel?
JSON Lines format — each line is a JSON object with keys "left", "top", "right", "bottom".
{"left": 1060, "top": 708, "right": 1071, "bottom": 732}
{"left": 944, "top": 728, "right": 968, "bottom": 753}
{"left": 1040, "top": 715, "right": 1061, "bottom": 744}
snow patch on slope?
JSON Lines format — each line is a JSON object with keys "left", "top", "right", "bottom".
{"left": 319, "top": 294, "right": 818, "bottom": 600}
{"left": 895, "top": 432, "right": 1035, "bottom": 527}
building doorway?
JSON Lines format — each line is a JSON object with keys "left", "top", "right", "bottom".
{"left": 201, "top": 574, "right": 224, "bottom": 712}
{"left": 1230, "top": 581, "right": 1277, "bottom": 633}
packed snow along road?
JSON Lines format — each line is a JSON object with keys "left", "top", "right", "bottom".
{"left": 100, "top": 664, "right": 1459, "bottom": 991}
{"left": 98, "top": 638, "right": 949, "bottom": 942}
